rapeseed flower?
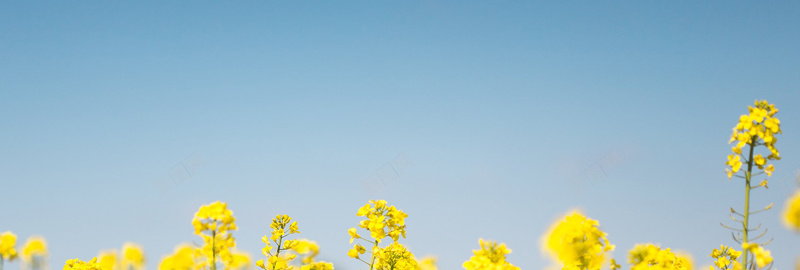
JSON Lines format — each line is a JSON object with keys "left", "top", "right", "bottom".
{"left": 418, "top": 257, "right": 437, "bottom": 270}
{"left": 194, "top": 201, "right": 238, "bottom": 270}
{"left": 257, "top": 215, "right": 300, "bottom": 270}
{"left": 63, "top": 258, "right": 102, "bottom": 270}
{"left": 373, "top": 242, "right": 417, "bottom": 270}
{"left": 709, "top": 245, "right": 741, "bottom": 270}
{"left": 97, "top": 250, "right": 119, "bottom": 270}
{"left": 740, "top": 243, "right": 772, "bottom": 269}
{"left": 0, "top": 231, "right": 18, "bottom": 268}
{"left": 350, "top": 200, "right": 407, "bottom": 244}
{"left": 462, "top": 239, "right": 519, "bottom": 270}
{"left": 22, "top": 236, "right": 47, "bottom": 270}
{"left": 628, "top": 244, "right": 691, "bottom": 270}
{"left": 122, "top": 243, "right": 146, "bottom": 270}
{"left": 542, "top": 211, "right": 613, "bottom": 270}
{"left": 784, "top": 189, "right": 800, "bottom": 231}
{"left": 159, "top": 244, "right": 199, "bottom": 270}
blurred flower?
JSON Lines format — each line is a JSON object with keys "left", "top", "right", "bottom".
{"left": 542, "top": 211, "right": 613, "bottom": 270}
{"left": 462, "top": 239, "right": 519, "bottom": 270}
{"left": 63, "top": 258, "right": 102, "bottom": 270}
{"left": 22, "top": 236, "right": 47, "bottom": 270}
{"left": 0, "top": 231, "right": 18, "bottom": 262}
{"left": 784, "top": 189, "right": 800, "bottom": 231}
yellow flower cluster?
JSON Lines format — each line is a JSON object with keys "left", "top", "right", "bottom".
{"left": 22, "top": 236, "right": 47, "bottom": 270}
{"left": 22, "top": 236, "right": 47, "bottom": 267}
{"left": 291, "top": 240, "right": 319, "bottom": 265}
{"left": 726, "top": 100, "right": 781, "bottom": 179}
{"left": 709, "top": 245, "right": 742, "bottom": 270}
{"left": 628, "top": 244, "right": 691, "bottom": 270}
{"left": 542, "top": 211, "right": 614, "bottom": 270}
{"left": 0, "top": 231, "right": 18, "bottom": 262}
{"left": 784, "top": 189, "right": 800, "bottom": 231}
{"left": 373, "top": 242, "right": 418, "bottom": 270}
{"left": 123, "top": 243, "right": 146, "bottom": 270}
{"left": 298, "top": 262, "right": 333, "bottom": 270}
{"left": 193, "top": 201, "right": 238, "bottom": 234}
{"left": 227, "top": 250, "right": 252, "bottom": 270}
{"left": 350, "top": 200, "right": 408, "bottom": 244}
{"left": 63, "top": 258, "right": 102, "bottom": 270}
{"left": 159, "top": 244, "right": 199, "bottom": 270}
{"left": 462, "top": 239, "right": 519, "bottom": 270}
{"left": 741, "top": 243, "right": 772, "bottom": 269}
{"left": 193, "top": 201, "right": 238, "bottom": 270}
{"left": 97, "top": 250, "right": 118, "bottom": 270}
{"left": 257, "top": 215, "right": 300, "bottom": 270}
{"left": 418, "top": 257, "right": 437, "bottom": 270}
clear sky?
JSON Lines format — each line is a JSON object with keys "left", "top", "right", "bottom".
{"left": 1, "top": 2, "right": 799, "bottom": 270}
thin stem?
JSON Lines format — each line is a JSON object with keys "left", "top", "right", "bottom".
{"left": 212, "top": 229, "right": 217, "bottom": 270}
{"left": 369, "top": 240, "right": 378, "bottom": 270}
{"left": 742, "top": 139, "right": 756, "bottom": 269}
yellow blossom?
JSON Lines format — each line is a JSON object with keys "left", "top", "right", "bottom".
{"left": 784, "top": 189, "right": 800, "bottom": 231}
{"left": 0, "top": 231, "right": 18, "bottom": 262}
{"left": 122, "top": 243, "right": 146, "bottom": 270}
{"left": 629, "top": 244, "right": 691, "bottom": 270}
{"left": 158, "top": 244, "right": 198, "bottom": 270}
{"left": 542, "top": 211, "right": 613, "bottom": 270}
{"left": 63, "top": 258, "right": 102, "bottom": 270}
{"left": 741, "top": 243, "right": 772, "bottom": 268}
{"left": 418, "top": 256, "right": 437, "bottom": 270}
{"left": 97, "top": 250, "right": 118, "bottom": 270}
{"left": 193, "top": 201, "right": 238, "bottom": 270}
{"left": 462, "top": 239, "right": 519, "bottom": 270}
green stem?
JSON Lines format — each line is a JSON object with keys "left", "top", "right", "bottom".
{"left": 369, "top": 240, "right": 378, "bottom": 270}
{"left": 742, "top": 139, "right": 756, "bottom": 269}
{"left": 212, "top": 229, "right": 217, "bottom": 270}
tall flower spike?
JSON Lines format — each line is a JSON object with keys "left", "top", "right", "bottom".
{"left": 257, "top": 215, "right": 301, "bottom": 270}
{"left": 194, "top": 201, "right": 238, "bottom": 270}
{"left": 723, "top": 100, "right": 781, "bottom": 270}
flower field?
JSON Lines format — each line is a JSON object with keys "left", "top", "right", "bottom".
{"left": 1, "top": 101, "right": 800, "bottom": 270}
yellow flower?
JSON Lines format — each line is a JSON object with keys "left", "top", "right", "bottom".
{"left": 122, "top": 243, "right": 145, "bottom": 270}
{"left": 462, "top": 239, "right": 519, "bottom": 270}
{"left": 63, "top": 258, "right": 102, "bottom": 270}
{"left": 783, "top": 189, "right": 800, "bottom": 231}
{"left": 347, "top": 244, "right": 365, "bottom": 259}
{"left": 291, "top": 239, "right": 319, "bottom": 264}
{"left": 418, "top": 256, "right": 437, "bottom": 270}
{"left": 629, "top": 244, "right": 692, "bottom": 270}
{"left": 298, "top": 262, "right": 333, "bottom": 270}
{"left": 542, "top": 211, "right": 613, "bottom": 270}
{"left": 193, "top": 201, "right": 238, "bottom": 270}
{"left": 97, "top": 250, "right": 119, "bottom": 270}
{"left": 226, "top": 250, "right": 252, "bottom": 270}
{"left": 710, "top": 245, "right": 740, "bottom": 270}
{"left": 351, "top": 200, "right": 407, "bottom": 244}
{"left": 727, "top": 100, "right": 781, "bottom": 179}
{"left": 259, "top": 215, "right": 303, "bottom": 270}
{"left": 373, "top": 242, "right": 417, "bottom": 270}
{"left": 764, "top": 164, "right": 774, "bottom": 176}
{"left": 22, "top": 236, "right": 47, "bottom": 270}
{"left": 0, "top": 231, "right": 18, "bottom": 262}
{"left": 347, "top": 228, "right": 360, "bottom": 244}
{"left": 741, "top": 243, "right": 772, "bottom": 268}
{"left": 158, "top": 244, "right": 197, "bottom": 270}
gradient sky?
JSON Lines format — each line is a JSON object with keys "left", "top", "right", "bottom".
{"left": 2, "top": 2, "right": 799, "bottom": 270}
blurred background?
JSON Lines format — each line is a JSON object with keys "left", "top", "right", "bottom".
{"left": 1, "top": 2, "right": 799, "bottom": 269}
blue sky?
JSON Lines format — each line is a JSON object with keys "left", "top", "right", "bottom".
{"left": 1, "top": 2, "right": 799, "bottom": 270}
